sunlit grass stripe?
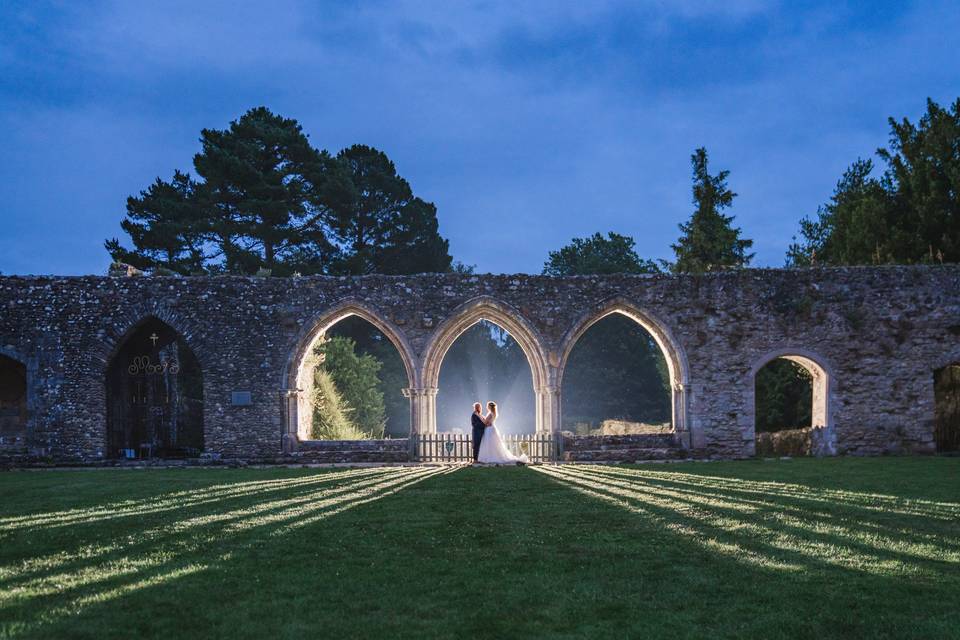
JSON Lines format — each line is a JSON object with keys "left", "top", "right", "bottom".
{"left": 568, "top": 465, "right": 960, "bottom": 564}
{"left": 575, "top": 465, "right": 960, "bottom": 553}
{"left": 0, "top": 468, "right": 434, "bottom": 614}
{"left": 0, "top": 467, "right": 407, "bottom": 593}
{"left": 609, "top": 468, "right": 960, "bottom": 520}
{"left": 14, "top": 467, "right": 447, "bottom": 631}
{"left": 271, "top": 465, "right": 458, "bottom": 535}
{"left": 540, "top": 466, "right": 944, "bottom": 576}
{"left": 0, "top": 467, "right": 390, "bottom": 531}
{"left": 532, "top": 466, "right": 806, "bottom": 572}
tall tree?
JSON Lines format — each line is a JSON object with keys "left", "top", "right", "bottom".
{"left": 543, "top": 232, "right": 660, "bottom": 275}
{"left": 105, "top": 171, "right": 208, "bottom": 275}
{"left": 671, "top": 147, "right": 754, "bottom": 273}
{"left": 789, "top": 97, "right": 960, "bottom": 266}
{"left": 327, "top": 145, "right": 452, "bottom": 275}
{"left": 193, "top": 107, "right": 345, "bottom": 276}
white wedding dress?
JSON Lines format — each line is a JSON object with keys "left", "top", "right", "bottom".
{"left": 477, "top": 413, "right": 529, "bottom": 464}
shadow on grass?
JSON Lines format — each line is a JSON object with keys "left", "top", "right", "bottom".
{"left": 1, "top": 458, "right": 958, "bottom": 639}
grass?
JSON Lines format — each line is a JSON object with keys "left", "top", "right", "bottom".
{"left": 0, "top": 458, "right": 958, "bottom": 639}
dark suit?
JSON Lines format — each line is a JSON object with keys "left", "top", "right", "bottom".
{"left": 471, "top": 412, "right": 486, "bottom": 461}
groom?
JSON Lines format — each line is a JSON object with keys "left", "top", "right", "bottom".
{"left": 471, "top": 402, "right": 485, "bottom": 463}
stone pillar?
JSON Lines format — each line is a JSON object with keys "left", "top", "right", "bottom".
{"left": 280, "top": 388, "right": 301, "bottom": 453}
{"left": 535, "top": 386, "right": 561, "bottom": 435}
{"left": 403, "top": 387, "right": 439, "bottom": 436}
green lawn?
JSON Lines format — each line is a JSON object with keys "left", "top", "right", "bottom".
{"left": 0, "top": 458, "right": 958, "bottom": 639}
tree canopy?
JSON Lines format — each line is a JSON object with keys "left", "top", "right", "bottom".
{"left": 788, "top": 97, "right": 960, "bottom": 266}
{"left": 670, "top": 147, "right": 754, "bottom": 273}
{"left": 106, "top": 107, "right": 452, "bottom": 276}
{"left": 542, "top": 232, "right": 660, "bottom": 276}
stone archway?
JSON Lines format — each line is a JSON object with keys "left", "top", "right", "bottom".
{"left": 557, "top": 298, "right": 691, "bottom": 444}
{"left": 283, "top": 300, "right": 418, "bottom": 449}
{"left": 745, "top": 348, "right": 835, "bottom": 456}
{"left": 104, "top": 316, "right": 204, "bottom": 458}
{"left": 420, "top": 297, "right": 552, "bottom": 434}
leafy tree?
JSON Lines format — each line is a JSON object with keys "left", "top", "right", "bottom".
{"left": 671, "top": 147, "right": 754, "bottom": 273}
{"left": 327, "top": 145, "right": 452, "bottom": 275}
{"left": 326, "top": 316, "right": 410, "bottom": 438}
{"left": 543, "top": 232, "right": 660, "bottom": 275}
{"left": 193, "top": 107, "right": 345, "bottom": 276}
{"left": 317, "top": 336, "right": 386, "bottom": 438}
{"left": 105, "top": 171, "right": 208, "bottom": 275}
{"left": 755, "top": 359, "right": 812, "bottom": 433}
{"left": 789, "top": 97, "right": 960, "bottom": 265}
{"left": 310, "top": 367, "right": 366, "bottom": 440}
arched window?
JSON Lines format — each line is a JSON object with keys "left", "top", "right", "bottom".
{"left": 105, "top": 318, "right": 203, "bottom": 458}
{"left": 0, "top": 354, "right": 27, "bottom": 449}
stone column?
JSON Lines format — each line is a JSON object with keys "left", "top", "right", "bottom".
{"left": 403, "top": 387, "right": 439, "bottom": 436}
{"left": 279, "top": 388, "right": 301, "bottom": 453}
{"left": 535, "top": 385, "right": 561, "bottom": 435}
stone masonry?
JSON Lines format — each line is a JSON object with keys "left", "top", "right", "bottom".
{"left": 1, "top": 265, "right": 958, "bottom": 463}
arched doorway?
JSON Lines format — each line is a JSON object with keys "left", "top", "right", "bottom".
{"left": 934, "top": 363, "right": 960, "bottom": 453}
{"left": 436, "top": 319, "right": 535, "bottom": 435}
{"left": 0, "top": 354, "right": 27, "bottom": 449}
{"left": 288, "top": 302, "right": 416, "bottom": 442}
{"left": 751, "top": 351, "right": 830, "bottom": 457}
{"left": 105, "top": 318, "right": 204, "bottom": 458}
{"left": 560, "top": 313, "right": 671, "bottom": 436}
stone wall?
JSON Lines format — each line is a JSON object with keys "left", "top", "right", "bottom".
{"left": 0, "top": 265, "right": 958, "bottom": 463}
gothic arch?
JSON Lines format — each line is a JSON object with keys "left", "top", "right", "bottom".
{"left": 93, "top": 305, "right": 206, "bottom": 374}
{"left": 420, "top": 297, "right": 551, "bottom": 433}
{"left": 284, "top": 299, "right": 418, "bottom": 442}
{"left": 103, "top": 314, "right": 205, "bottom": 458}
{"left": 556, "top": 297, "right": 691, "bottom": 440}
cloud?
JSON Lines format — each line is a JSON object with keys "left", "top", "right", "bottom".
{"left": 0, "top": 0, "right": 957, "bottom": 274}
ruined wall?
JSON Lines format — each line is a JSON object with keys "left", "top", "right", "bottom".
{"left": 0, "top": 266, "right": 958, "bottom": 462}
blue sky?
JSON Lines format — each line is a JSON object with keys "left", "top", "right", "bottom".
{"left": 1, "top": 1, "right": 957, "bottom": 275}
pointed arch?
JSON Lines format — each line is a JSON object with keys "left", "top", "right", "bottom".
{"left": 421, "top": 296, "right": 550, "bottom": 392}
{"left": 284, "top": 299, "right": 418, "bottom": 392}
{"left": 557, "top": 297, "right": 691, "bottom": 440}
{"left": 104, "top": 315, "right": 205, "bottom": 458}
{"left": 93, "top": 305, "right": 206, "bottom": 375}
{"left": 283, "top": 299, "right": 418, "bottom": 442}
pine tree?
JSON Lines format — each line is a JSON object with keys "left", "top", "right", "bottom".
{"left": 193, "top": 106, "right": 344, "bottom": 275}
{"left": 104, "top": 171, "right": 208, "bottom": 274}
{"left": 310, "top": 367, "right": 366, "bottom": 440}
{"left": 326, "top": 145, "right": 452, "bottom": 275}
{"left": 670, "top": 147, "right": 754, "bottom": 273}
{"left": 789, "top": 97, "right": 960, "bottom": 266}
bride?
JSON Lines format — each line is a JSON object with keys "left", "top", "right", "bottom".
{"left": 477, "top": 401, "right": 529, "bottom": 465}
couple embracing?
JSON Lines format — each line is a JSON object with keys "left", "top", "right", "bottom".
{"left": 470, "top": 401, "right": 529, "bottom": 465}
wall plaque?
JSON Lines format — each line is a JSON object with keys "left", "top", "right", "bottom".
{"left": 231, "top": 391, "right": 253, "bottom": 406}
